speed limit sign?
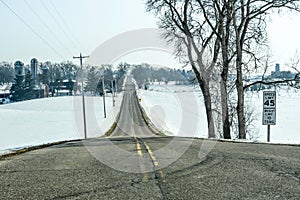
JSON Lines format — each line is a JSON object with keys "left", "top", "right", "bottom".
{"left": 263, "top": 91, "right": 276, "bottom": 108}
{"left": 263, "top": 91, "right": 276, "bottom": 142}
{"left": 263, "top": 91, "right": 276, "bottom": 125}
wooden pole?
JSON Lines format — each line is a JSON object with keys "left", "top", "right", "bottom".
{"left": 73, "top": 53, "right": 89, "bottom": 139}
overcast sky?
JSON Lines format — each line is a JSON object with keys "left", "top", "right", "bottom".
{"left": 0, "top": 0, "right": 300, "bottom": 71}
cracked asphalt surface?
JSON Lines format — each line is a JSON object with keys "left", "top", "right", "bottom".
{"left": 0, "top": 77, "right": 299, "bottom": 199}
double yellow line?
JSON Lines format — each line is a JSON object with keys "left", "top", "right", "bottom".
{"left": 132, "top": 124, "right": 149, "bottom": 181}
{"left": 136, "top": 140, "right": 149, "bottom": 182}
{"left": 130, "top": 92, "right": 165, "bottom": 183}
{"left": 133, "top": 125, "right": 165, "bottom": 182}
{"left": 144, "top": 142, "right": 166, "bottom": 183}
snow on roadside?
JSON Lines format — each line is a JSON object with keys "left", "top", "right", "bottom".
{"left": 137, "top": 84, "right": 208, "bottom": 138}
{"left": 245, "top": 89, "right": 300, "bottom": 144}
{"left": 138, "top": 84, "right": 300, "bottom": 144}
{"left": 0, "top": 94, "right": 123, "bottom": 154}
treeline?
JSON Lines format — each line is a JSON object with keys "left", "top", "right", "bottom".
{"left": 84, "top": 63, "right": 128, "bottom": 96}
{"left": 39, "top": 61, "right": 79, "bottom": 85}
{"left": 3, "top": 60, "right": 192, "bottom": 101}
{"left": 2, "top": 60, "right": 128, "bottom": 102}
{"left": 0, "top": 61, "right": 80, "bottom": 86}
{"left": 9, "top": 61, "right": 81, "bottom": 102}
{"left": 131, "top": 63, "right": 195, "bottom": 87}
{"left": 0, "top": 62, "right": 14, "bottom": 85}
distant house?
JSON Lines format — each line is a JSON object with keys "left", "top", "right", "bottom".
{"left": 57, "top": 89, "right": 72, "bottom": 96}
{"left": 0, "top": 84, "right": 11, "bottom": 99}
{"left": 49, "top": 79, "right": 77, "bottom": 96}
{"left": 33, "top": 84, "right": 49, "bottom": 98}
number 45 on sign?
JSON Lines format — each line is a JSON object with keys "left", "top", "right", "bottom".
{"left": 263, "top": 91, "right": 276, "bottom": 108}
{"left": 262, "top": 91, "right": 276, "bottom": 142}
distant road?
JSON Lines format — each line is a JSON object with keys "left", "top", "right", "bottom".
{"left": 109, "top": 75, "right": 156, "bottom": 138}
{"left": 0, "top": 77, "right": 299, "bottom": 199}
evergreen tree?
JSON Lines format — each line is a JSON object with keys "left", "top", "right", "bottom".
{"left": 24, "top": 71, "right": 35, "bottom": 100}
{"left": 10, "top": 76, "right": 25, "bottom": 102}
{"left": 10, "top": 71, "right": 36, "bottom": 101}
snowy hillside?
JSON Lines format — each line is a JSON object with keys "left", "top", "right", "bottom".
{"left": 138, "top": 84, "right": 300, "bottom": 144}
{"left": 0, "top": 94, "right": 122, "bottom": 154}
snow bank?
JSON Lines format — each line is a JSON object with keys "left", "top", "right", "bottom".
{"left": 137, "top": 84, "right": 208, "bottom": 138}
{"left": 0, "top": 94, "right": 122, "bottom": 154}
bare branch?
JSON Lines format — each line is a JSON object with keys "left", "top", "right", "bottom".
{"left": 243, "top": 73, "right": 300, "bottom": 90}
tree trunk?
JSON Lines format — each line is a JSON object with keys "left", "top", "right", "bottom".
{"left": 185, "top": 35, "right": 216, "bottom": 139}
{"left": 220, "top": 75, "right": 231, "bottom": 139}
{"left": 198, "top": 77, "right": 215, "bottom": 138}
{"left": 220, "top": 5, "right": 232, "bottom": 140}
{"left": 233, "top": 5, "right": 247, "bottom": 139}
{"left": 236, "top": 54, "right": 246, "bottom": 139}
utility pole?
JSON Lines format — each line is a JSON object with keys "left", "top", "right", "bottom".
{"left": 111, "top": 80, "right": 115, "bottom": 107}
{"left": 102, "top": 75, "right": 107, "bottom": 118}
{"left": 115, "top": 79, "right": 118, "bottom": 97}
{"left": 73, "top": 53, "right": 89, "bottom": 139}
{"left": 113, "top": 74, "right": 118, "bottom": 97}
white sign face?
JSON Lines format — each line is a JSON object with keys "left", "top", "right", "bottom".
{"left": 263, "top": 108, "right": 276, "bottom": 125}
{"left": 263, "top": 91, "right": 276, "bottom": 109}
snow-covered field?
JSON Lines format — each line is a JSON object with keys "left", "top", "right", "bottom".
{"left": 246, "top": 88, "right": 300, "bottom": 144}
{"left": 138, "top": 84, "right": 208, "bottom": 138}
{"left": 138, "top": 84, "right": 300, "bottom": 144}
{"left": 0, "top": 94, "right": 122, "bottom": 154}
{"left": 1, "top": 82, "right": 299, "bottom": 155}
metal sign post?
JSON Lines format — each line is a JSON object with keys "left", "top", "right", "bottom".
{"left": 262, "top": 91, "right": 276, "bottom": 142}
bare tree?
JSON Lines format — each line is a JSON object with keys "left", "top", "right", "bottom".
{"left": 147, "top": 0, "right": 300, "bottom": 140}
{"left": 231, "top": 0, "right": 300, "bottom": 138}
{"left": 195, "top": 0, "right": 235, "bottom": 139}
{"left": 146, "top": 0, "right": 223, "bottom": 138}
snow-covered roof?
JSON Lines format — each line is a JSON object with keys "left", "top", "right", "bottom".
{"left": 62, "top": 79, "right": 76, "bottom": 83}
{"left": 58, "top": 89, "right": 71, "bottom": 93}
{"left": 0, "top": 91, "right": 10, "bottom": 94}
{"left": 0, "top": 84, "right": 11, "bottom": 91}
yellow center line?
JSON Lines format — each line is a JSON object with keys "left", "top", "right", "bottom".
{"left": 135, "top": 140, "right": 148, "bottom": 182}
{"left": 136, "top": 142, "right": 142, "bottom": 156}
{"left": 144, "top": 142, "right": 166, "bottom": 183}
{"left": 131, "top": 96, "right": 148, "bottom": 182}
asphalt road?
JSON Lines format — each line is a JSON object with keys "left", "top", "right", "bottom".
{"left": 0, "top": 77, "right": 299, "bottom": 199}
{"left": 109, "top": 76, "right": 156, "bottom": 138}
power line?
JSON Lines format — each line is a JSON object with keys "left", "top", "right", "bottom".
{"left": 23, "top": 0, "right": 73, "bottom": 55}
{"left": 40, "top": 0, "right": 79, "bottom": 50}
{"left": 0, "top": 0, "right": 65, "bottom": 60}
{"left": 48, "top": 0, "right": 84, "bottom": 51}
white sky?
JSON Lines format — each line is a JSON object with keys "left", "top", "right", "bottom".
{"left": 267, "top": 12, "right": 300, "bottom": 70}
{"left": 0, "top": 0, "right": 300, "bottom": 71}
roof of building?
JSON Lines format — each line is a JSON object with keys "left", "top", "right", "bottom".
{"left": 0, "top": 84, "right": 11, "bottom": 91}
